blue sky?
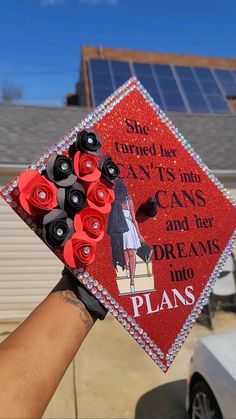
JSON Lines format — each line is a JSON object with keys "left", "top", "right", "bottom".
{"left": 1, "top": 0, "right": 236, "bottom": 106}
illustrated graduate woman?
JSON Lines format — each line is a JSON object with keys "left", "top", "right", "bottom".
{"left": 107, "top": 179, "right": 144, "bottom": 293}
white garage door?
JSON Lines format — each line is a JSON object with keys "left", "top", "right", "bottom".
{"left": 0, "top": 194, "right": 62, "bottom": 321}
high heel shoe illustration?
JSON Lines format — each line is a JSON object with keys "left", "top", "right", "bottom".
{"left": 130, "top": 284, "right": 135, "bottom": 293}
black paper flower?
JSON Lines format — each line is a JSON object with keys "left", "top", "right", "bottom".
{"left": 99, "top": 155, "right": 120, "bottom": 183}
{"left": 45, "top": 154, "right": 77, "bottom": 187}
{"left": 75, "top": 130, "right": 101, "bottom": 156}
{"left": 57, "top": 182, "right": 86, "bottom": 217}
{"left": 43, "top": 208, "right": 74, "bottom": 247}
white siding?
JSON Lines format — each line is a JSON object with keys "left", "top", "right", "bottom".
{"left": 231, "top": 189, "right": 236, "bottom": 199}
{"left": 0, "top": 194, "right": 62, "bottom": 321}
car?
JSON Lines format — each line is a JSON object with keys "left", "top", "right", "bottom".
{"left": 186, "top": 329, "right": 236, "bottom": 419}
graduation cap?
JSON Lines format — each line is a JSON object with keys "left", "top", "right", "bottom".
{"left": 1, "top": 78, "right": 236, "bottom": 372}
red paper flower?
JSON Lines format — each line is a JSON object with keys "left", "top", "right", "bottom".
{"left": 74, "top": 207, "right": 105, "bottom": 241}
{"left": 87, "top": 180, "right": 115, "bottom": 214}
{"left": 18, "top": 171, "right": 58, "bottom": 216}
{"left": 63, "top": 231, "right": 96, "bottom": 268}
{"left": 74, "top": 151, "right": 101, "bottom": 182}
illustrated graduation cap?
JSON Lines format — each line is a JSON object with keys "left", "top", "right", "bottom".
{"left": 1, "top": 78, "right": 236, "bottom": 372}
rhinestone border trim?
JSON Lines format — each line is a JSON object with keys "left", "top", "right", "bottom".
{"left": 1, "top": 77, "right": 236, "bottom": 372}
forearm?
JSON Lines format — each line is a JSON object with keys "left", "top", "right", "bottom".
{"left": 0, "top": 288, "right": 94, "bottom": 418}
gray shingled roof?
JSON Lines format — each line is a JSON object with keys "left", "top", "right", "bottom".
{"left": 0, "top": 103, "right": 235, "bottom": 171}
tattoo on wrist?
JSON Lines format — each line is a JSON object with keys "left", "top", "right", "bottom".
{"left": 60, "top": 290, "right": 94, "bottom": 328}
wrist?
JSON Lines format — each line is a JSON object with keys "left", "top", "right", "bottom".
{"left": 51, "top": 278, "right": 96, "bottom": 327}
{"left": 51, "top": 267, "right": 107, "bottom": 321}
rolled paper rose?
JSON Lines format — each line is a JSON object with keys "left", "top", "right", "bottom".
{"left": 99, "top": 155, "right": 120, "bottom": 183}
{"left": 63, "top": 231, "right": 96, "bottom": 268}
{"left": 74, "top": 151, "right": 101, "bottom": 182}
{"left": 45, "top": 154, "right": 77, "bottom": 187}
{"left": 57, "top": 182, "right": 86, "bottom": 217}
{"left": 43, "top": 208, "right": 74, "bottom": 247}
{"left": 87, "top": 180, "right": 115, "bottom": 214}
{"left": 74, "top": 207, "right": 105, "bottom": 241}
{"left": 18, "top": 170, "right": 58, "bottom": 216}
{"left": 75, "top": 130, "right": 101, "bottom": 156}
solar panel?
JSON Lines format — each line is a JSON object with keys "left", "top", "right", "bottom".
{"left": 214, "top": 70, "right": 236, "bottom": 98}
{"left": 175, "top": 66, "right": 195, "bottom": 79}
{"left": 180, "top": 79, "right": 202, "bottom": 95}
{"left": 158, "top": 77, "right": 180, "bottom": 94}
{"left": 90, "top": 59, "right": 110, "bottom": 74}
{"left": 138, "top": 76, "right": 158, "bottom": 91}
{"left": 153, "top": 64, "right": 173, "bottom": 78}
{"left": 91, "top": 72, "right": 113, "bottom": 89}
{"left": 113, "top": 74, "right": 131, "bottom": 88}
{"left": 192, "top": 67, "right": 231, "bottom": 113}
{"left": 88, "top": 59, "right": 114, "bottom": 106}
{"left": 133, "top": 63, "right": 153, "bottom": 77}
{"left": 110, "top": 60, "right": 131, "bottom": 75}
{"left": 220, "top": 82, "right": 236, "bottom": 97}
{"left": 88, "top": 58, "right": 233, "bottom": 114}
{"left": 207, "top": 96, "right": 230, "bottom": 113}
{"left": 148, "top": 90, "right": 164, "bottom": 108}
{"left": 93, "top": 87, "right": 114, "bottom": 106}
{"left": 199, "top": 80, "right": 221, "bottom": 96}
{"left": 151, "top": 64, "right": 187, "bottom": 111}
{"left": 162, "top": 92, "right": 186, "bottom": 112}
{"left": 214, "top": 69, "right": 234, "bottom": 82}
{"left": 194, "top": 67, "right": 215, "bottom": 81}
{"left": 184, "top": 94, "right": 209, "bottom": 113}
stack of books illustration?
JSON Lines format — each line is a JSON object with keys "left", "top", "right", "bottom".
{"left": 116, "top": 256, "right": 155, "bottom": 295}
